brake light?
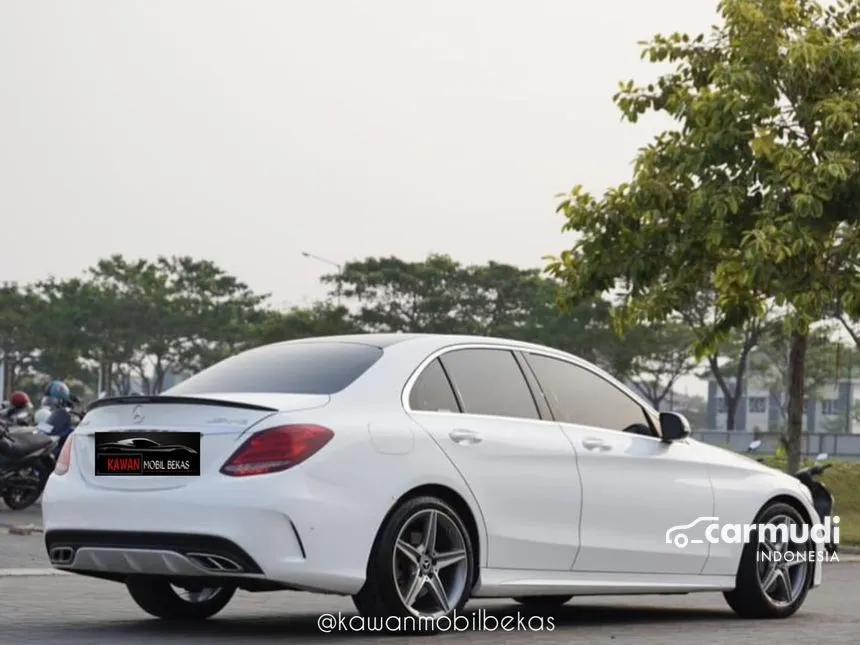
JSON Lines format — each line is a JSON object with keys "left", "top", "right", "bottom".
{"left": 54, "top": 436, "right": 73, "bottom": 476}
{"left": 220, "top": 424, "right": 334, "bottom": 477}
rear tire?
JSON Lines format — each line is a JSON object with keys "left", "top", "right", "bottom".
{"left": 352, "top": 496, "right": 475, "bottom": 629}
{"left": 512, "top": 595, "right": 573, "bottom": 608}
{"left": 126, "top": 577, "right": 236, "bottom": 620}
{"left": 723, "top": 501, "right": 813, "bottom": 619}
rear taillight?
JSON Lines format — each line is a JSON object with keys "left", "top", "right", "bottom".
{"left": 220, "top": 424, "right": 334, "bottom": 477}
{"left": 54, "top": 436, "right": 73, "bottom": 476}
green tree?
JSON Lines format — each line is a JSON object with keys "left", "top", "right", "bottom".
{"left": 32, "top": 277, "right": 143, "bottom": 395}
{"left": 324, "top": 255, "right": 471, "bottom": 333}
{"left": 526, "top": 286, "right": 617, "bottom": 367}
{"left": 462, "top": 262, "right": 616, "bottom": 361}
{"left": 686, "top": 292, "right": 773, "bottom": 430}
{"left": 548, "top": 0, "right": 860, "bottom": 472}
{"left": 0, "top": 283, "right": 41, "bottom": 398}
{"left": 327, "top": 256, "right": 617, "bottom": 361}
{"left": 88, "top": 255, "right": 267, "bottom": 393}
{"left": 251, "top": 304, "right": 360, "bottom": 346}
{"left": 622, "top": 322, "right": 697, "bottom": 408}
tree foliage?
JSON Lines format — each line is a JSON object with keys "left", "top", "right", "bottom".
{"left": 0, "top": 283, "right": 41, "bottom": 389}
{"left": 626, "top": 322, "right": 698, "bottom": 408}
{"left": 547, "top": 0, "right": 860, "bottom": 471}
{"left": 1, "top": 253, "right": 705, "bottom": 405}
{"left": 322, "top": 255, "right": 668, "bottom": 374}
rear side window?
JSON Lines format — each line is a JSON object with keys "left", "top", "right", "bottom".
{"left": 440, "top": 348, "right": 539, "bottom": 420}
{"left": 166, "top": 342, "right": 383, "bottom": 395}
{"left": 409, "top": 358, "right": 460, "bottom": 413}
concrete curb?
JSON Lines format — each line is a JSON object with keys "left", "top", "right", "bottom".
{"left": 0, "top": 568, "right": 68, "bottom": 577}
{"left": 0, "top": 523, "right": 43, "bottom": 536}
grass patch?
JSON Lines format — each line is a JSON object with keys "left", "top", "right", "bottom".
{"left": 761, "top": 456, "right": 860, "bottom": 546}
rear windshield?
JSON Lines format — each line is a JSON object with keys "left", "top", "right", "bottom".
{"left": 165, "top": 342, "right": 384, "bottom": 395}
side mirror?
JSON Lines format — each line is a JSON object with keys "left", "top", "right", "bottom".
{"left": 816, "top": 452, "right": 828, "bottom": 461}
{"left": 660, "top": 412, "right": 691, "bottom": 442}
{"left": 748, "top": 439, "right": 762, "bottom": 452}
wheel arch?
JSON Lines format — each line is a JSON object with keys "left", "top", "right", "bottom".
{"left": 371, "top": 483, "right": 484, "bottom": 580}
{"left": 722, "top": 492, "right": 817, "bottom": 579}
{"left": 754, "top": 494, "right": 813, "bottom": 526}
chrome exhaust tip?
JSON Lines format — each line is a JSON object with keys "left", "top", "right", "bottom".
{"left": 186, "top": 552, "right": 244, "bottom": 572}
{"left": 49, "top": 546, "right": 75, "bottom": 565}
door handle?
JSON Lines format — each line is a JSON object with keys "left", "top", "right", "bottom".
{"left": 449, "top": 429, "right": 483, "bottom": 445}
{"left": 582, "top": 437, "right": 610, "bottom": 451}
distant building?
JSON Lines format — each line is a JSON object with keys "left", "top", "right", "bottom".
{"left": 706, "top": 377, "right": 860, "bottom": 433}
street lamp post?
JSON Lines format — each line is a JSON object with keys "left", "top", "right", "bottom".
{"left": 301, "top": 251, "right": 343, "bottom": 305}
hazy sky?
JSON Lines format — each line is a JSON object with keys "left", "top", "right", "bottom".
{"left": 2, "top": 0, "right": 719, "bottom": 393}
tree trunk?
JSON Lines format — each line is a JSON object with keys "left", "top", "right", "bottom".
{"left": 785, "top": 331, "right": 808, "bottom": 474}
{"left": 99, "top": 361, "right": 114, "bottom": 397}
{"left": 725, "top": 401, "right": 736, "bottom": 431}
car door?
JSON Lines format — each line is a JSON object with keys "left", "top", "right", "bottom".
{"left": 522, "top": 351, "right": 714, "bottom": 576}
{"left": 405, "top": 346, "right": 582, "bottom": 572}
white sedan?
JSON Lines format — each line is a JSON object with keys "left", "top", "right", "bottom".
{"left": 42, "top": 334, "right": 827, "bottom": 623}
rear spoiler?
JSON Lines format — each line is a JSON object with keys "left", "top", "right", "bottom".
{"left": 86, "top": 395, "right": 278, "bottom": 413}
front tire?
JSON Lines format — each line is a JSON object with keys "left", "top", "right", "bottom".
{"left": 723, "top": 501, "right": 813, "bottom": 619}
{"left": 126, "top": 577, "right": 236, "bottom": 620}
{"left": 353, "top": 496, "right": 475, "bottom": 627}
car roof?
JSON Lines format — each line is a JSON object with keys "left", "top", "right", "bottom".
{"left": 281, "top": 332, "right": 571, "bottom": 355}
{"left": 283, "top": 333, "right": 424, "bottom": 348}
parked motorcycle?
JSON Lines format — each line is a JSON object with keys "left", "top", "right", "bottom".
{"left": 0, "top": 418, "right": 57, "bottom": 510}
{"left": 793, "top": 454, "right": 838, "bottom": 555}
{"left": 747, "top": 439, "right": 837, "bottom": 555}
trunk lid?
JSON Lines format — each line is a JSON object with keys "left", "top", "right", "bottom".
{"left": 73, "top": 393, "right": 329, "bottom": 491}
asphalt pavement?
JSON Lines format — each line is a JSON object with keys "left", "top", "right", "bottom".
{"left": 2, "top": 504, "right": 858, "bottom": 644}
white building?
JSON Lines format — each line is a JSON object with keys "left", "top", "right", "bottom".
{"left": 706, "top": 377, "right": 860, "bottom": 433}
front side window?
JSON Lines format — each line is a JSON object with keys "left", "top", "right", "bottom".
{"left": 525, "top": 353, "right": 654, "bottom": 436}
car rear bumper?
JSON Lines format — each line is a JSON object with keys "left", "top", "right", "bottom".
{"left": 41, "top": 469, "right": 383, "bottom": 595}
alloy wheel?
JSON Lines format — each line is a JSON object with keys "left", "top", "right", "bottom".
{"left": 755, "top": 514, "right": 809, "bottom": 607}
{"left": 392, "top": 508, "right": 469, "bottom": 618}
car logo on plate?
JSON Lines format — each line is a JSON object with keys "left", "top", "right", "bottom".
{"left": 131, "top": 405, "right": 144, "bottom": 424}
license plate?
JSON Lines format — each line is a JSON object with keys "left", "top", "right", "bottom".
{"left": 94, "top": 431, "right": 201, "bottom": 476}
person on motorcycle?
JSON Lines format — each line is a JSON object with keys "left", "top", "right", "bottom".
{"left": 9, "top": 391, "right": 32, "bottom": 411}
{"left": 2, "top": 391, "right": 34, "bottom": 425}
{"left": 42, "top": 380, "right": 72, "bottom": 408}
{"left": 36, "top": 380, "right": 82, "bottom": 455}
{"left": 33, "top": 407, "right": 52, "bottom": 425}
{"left": 36, "top": 379, "right": 74, "bottom": 426}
